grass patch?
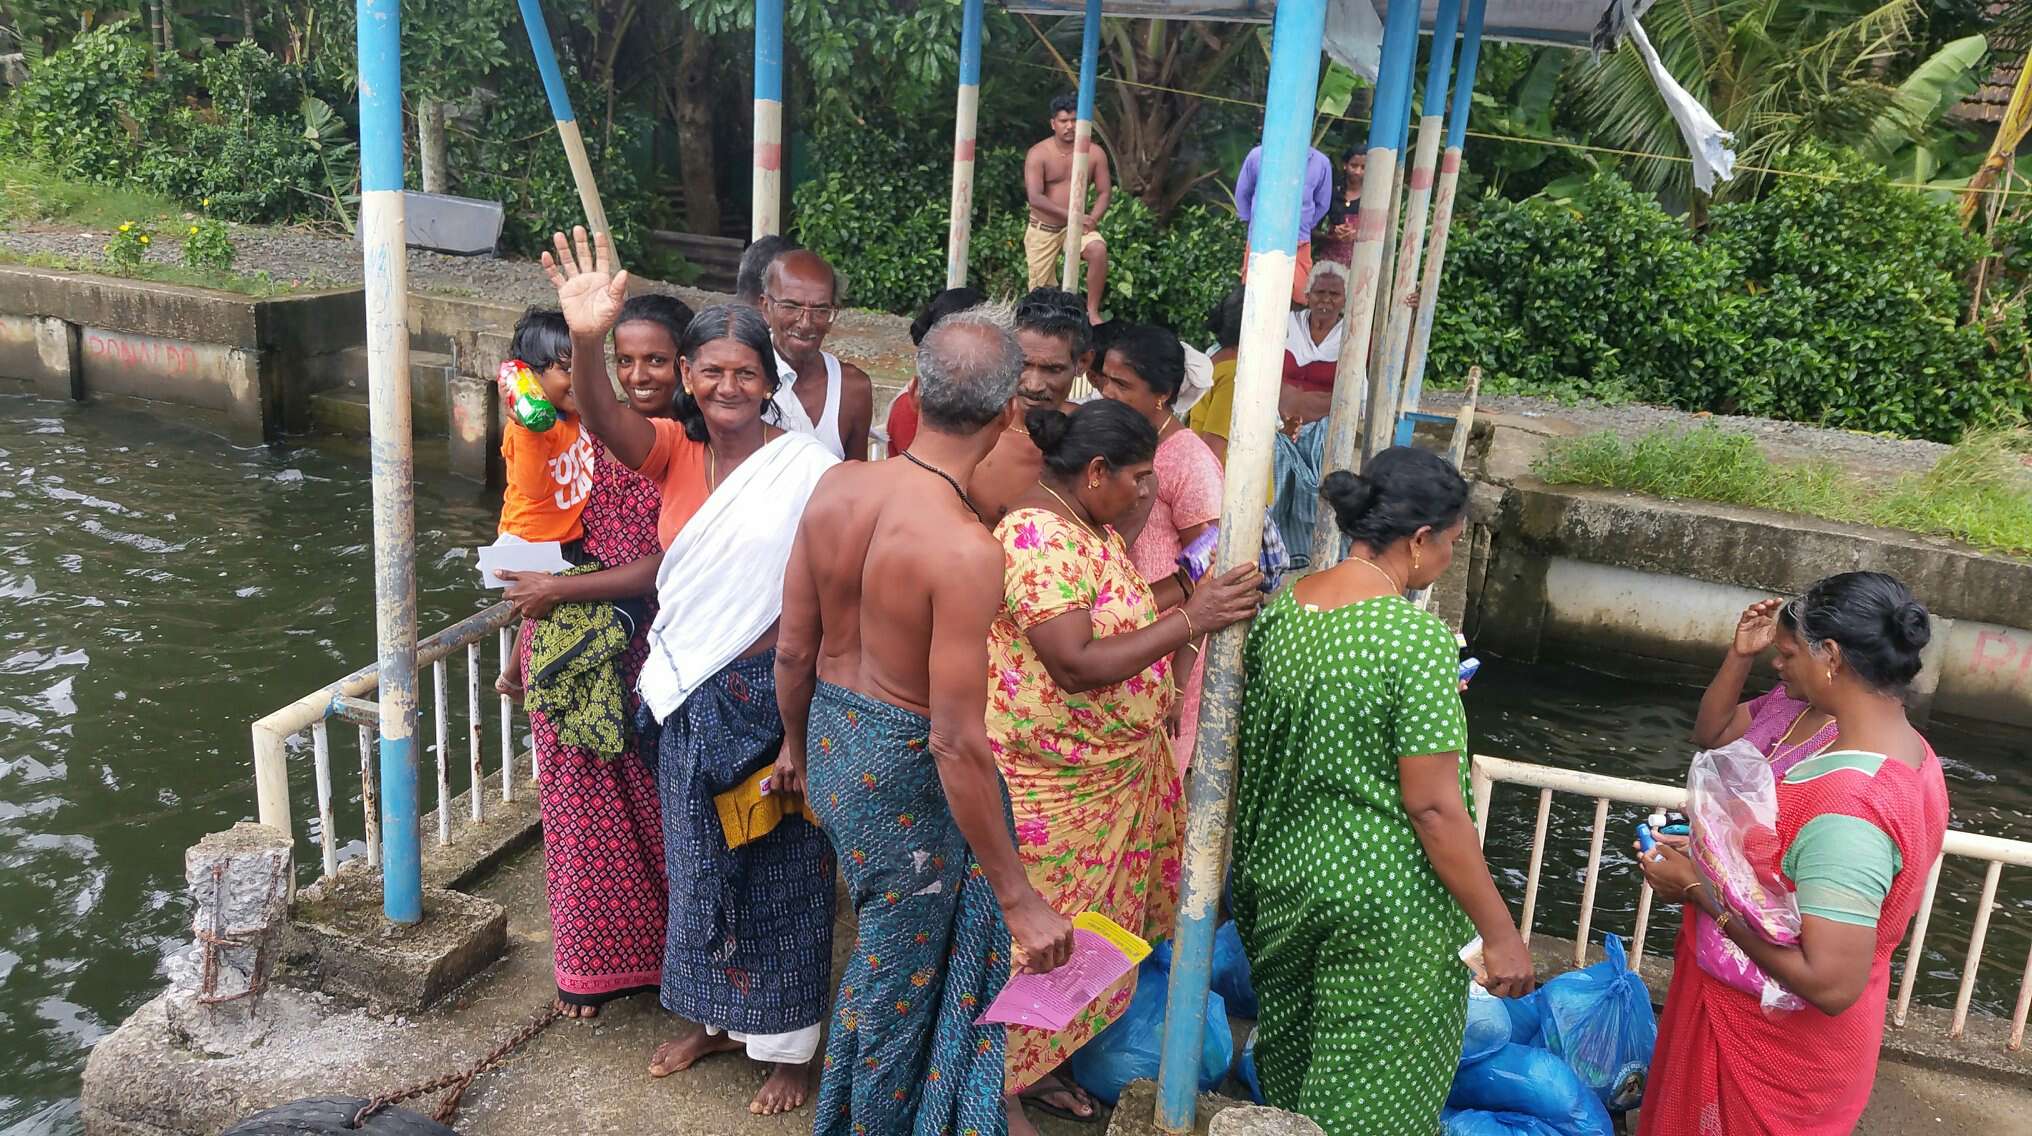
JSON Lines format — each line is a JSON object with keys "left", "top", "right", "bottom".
{"left": 0, "top": 156, "right": 181, "bottom": 229}
{"left": 1534, "top": 425, "right": 2032, "bottom": 558}
{"left": 0, "top": 246, "right": 307, "bottom": 298}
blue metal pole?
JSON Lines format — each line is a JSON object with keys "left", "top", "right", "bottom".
{"left": 945, "top": 0, "right": 985, "bottom": 287}
{"left": 1059, "top": 0, "right": 1103, "bottom": 296}
{"left": 515, "top": 0, "right": 609, "bottom": 237}
{"left": 1378, "top": 0, "right": 1463, "bottom": 442}
{"left": 1154, "top": 1, "right": 1327, "bottom": 1130}
{"left": 752, "top": 0, "right": 785, "bottom": 239}
{"left": 1403, "top": 0, "right": 1489, "bottom": 411}
{"left": 357, "top": 0, "right": 421, "bottom": 927}
{"left": 1308, "top": 0, "right": 1422, "bottom": 566}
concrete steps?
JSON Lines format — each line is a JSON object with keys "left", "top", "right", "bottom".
{"left": 311, "top": 349, "right": 456, "bottom": 438}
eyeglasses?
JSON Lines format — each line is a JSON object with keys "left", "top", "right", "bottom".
{"left": 764, "top": 295, "right": 840, "bottom": 325}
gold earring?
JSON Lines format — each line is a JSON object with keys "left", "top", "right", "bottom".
{"left": 1413, "top": 550, "right": 1422, "bottom": 570}
{"left": 1089, "top": 478, "right": 1099, "bottom": 489}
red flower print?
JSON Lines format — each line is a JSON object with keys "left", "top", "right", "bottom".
{"left": 1015, "top": 815, "right": 1050, "bottom": 846}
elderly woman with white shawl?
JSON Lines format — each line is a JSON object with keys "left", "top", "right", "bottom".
{"left": 1270, "top": 261, "right": 1348, "bottom": 562}
{"left": 544, "top": 228, "right": 839, "bottom": 1118}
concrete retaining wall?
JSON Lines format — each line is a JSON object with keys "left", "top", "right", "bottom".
{"left": 0, "top": 266, "right": 363, "bottom": 441}
{"left": 1458, "top": 466, "right": 2032, "bottom": 729}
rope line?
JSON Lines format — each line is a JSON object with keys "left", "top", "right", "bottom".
{"left": 984, "top": 53, "right": 2026, "bottom": 198}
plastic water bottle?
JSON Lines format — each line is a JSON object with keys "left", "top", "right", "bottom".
{"left": 498, "top": 359, "right": 557, "bottom": 432}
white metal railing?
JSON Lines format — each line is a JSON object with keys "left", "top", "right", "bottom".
{"left": 1470, "top": 754, "right": 2032, "bottom": 1052}
{"left": 250, "top": 602, "right": 530, "bottom": 882}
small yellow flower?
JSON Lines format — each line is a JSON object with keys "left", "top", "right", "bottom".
{"left": 189, "top": 226, "right": 199, "bottom": 234}
{"left": 202, "top": 198, "right": 210, "bottom": 207}
{"left": 138, "top": 235, "right": 150, "bottom": 245}
{"left": 119, "top": 222, "right": 132, "bottom": 232}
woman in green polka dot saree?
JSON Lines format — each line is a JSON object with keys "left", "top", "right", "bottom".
{"left": 1233, "top": 447, "right": 1536, "bottom": 1136}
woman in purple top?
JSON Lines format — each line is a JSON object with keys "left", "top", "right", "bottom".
{"left": 1693, "top": 598, "right": 1840, "bottom": 774}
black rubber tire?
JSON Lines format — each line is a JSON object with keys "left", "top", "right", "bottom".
{"left": 220, "top": 1096, "right": 461, "bottom": 1135}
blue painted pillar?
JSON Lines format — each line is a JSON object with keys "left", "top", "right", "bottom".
{"left": 516, "top": 0, "right": 609, "bottom": 237}
{"left": 1308, "top": 0, "right": 1423, "bottom": 567}
{"left": 1154, "top": 0, "right": 1328, "bottom": 1130}
{"left": 752, "top": 0, "right": 785, "bottom": 238}
{"left": 946, "top": 0, "right": 986, "bottom": 287}
{"left": 1059, "top": 0, "right": 1102, "bottom": 296}
{"left": 1376, "top": 0, "right": 1463, "bottom": 440}
{"left": 1403, "top": 0, "right": 1489, "bottom": 414}
{"left": 357, "top": 0, "right": 421, "bottom": 926}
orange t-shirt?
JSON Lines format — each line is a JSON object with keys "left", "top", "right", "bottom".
{"left": 498, "top": 415, "right": 597, "bottom": 543}
{"left": 635, "top": 418, "right": 712, "bottom": 549}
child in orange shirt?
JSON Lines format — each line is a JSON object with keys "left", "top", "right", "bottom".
{"left": 495, "top": 308, "right": 597, "bottom": 698}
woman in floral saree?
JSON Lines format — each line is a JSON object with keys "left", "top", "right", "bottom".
{"left": 986, "top": 399, "right": 1260, "bottom": 1135}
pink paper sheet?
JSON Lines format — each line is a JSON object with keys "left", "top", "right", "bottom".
{"left": 977, "top": 927, "right": 1141, "bottom": 1032}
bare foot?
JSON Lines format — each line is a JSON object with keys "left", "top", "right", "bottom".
{"left": 648, "top": 1028, "right": 741, "bottom": 1078}
{"left": 749, "top": 1059, "right": 816, "bottom": 1115}
{"left": 554, "top": 997, "right": 598, "bottom": 1020}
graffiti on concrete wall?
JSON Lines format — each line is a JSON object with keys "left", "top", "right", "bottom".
{"left": 1964, "top": 626, "right": 2032, "bottom": 687}
{"left": 84, "top": 329, "right": 198, "bottom": 375}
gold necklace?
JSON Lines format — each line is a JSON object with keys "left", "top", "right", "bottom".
{"left": 1347, "top": 554, "right": 1402, "bottom": 593}
{"left": 706, "top": 446, "right": 717, "bottom": 492}
{"left": 1041, "top": 483, "right": 1100, "bottom": 536}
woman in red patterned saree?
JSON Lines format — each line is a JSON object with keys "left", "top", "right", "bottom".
{"left": 498, "top": 294, "right": 692, "bottom": 1018}
{"left": 1635, "top": 572, "right": 1949, "bottom": 1135}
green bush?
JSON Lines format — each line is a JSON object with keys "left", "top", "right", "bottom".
{"left": 1428, "top": 151, "right": 2031, "bottom": 441}
{"left": 0, "top": 24, "right": 330, "bottom": 225}
{"left": 105, "top": 220, "right": 151, "bottom": 270}
{"left": 182, "top": 218, "right": 236, "bottom": 272}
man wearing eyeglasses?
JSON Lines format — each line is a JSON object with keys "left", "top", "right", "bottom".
{"left": 761, "top": 250, "right": 875, "bottom": 461}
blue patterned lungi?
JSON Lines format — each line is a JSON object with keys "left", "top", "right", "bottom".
{"left": 806, "top": 681, "right": 1013, "bottom": 1136}
{"left": 656, "top": 649, "right": 835, "bottom": 1036}
{"left": 1271, "top": 417, "right": 1329, "bottom": 567}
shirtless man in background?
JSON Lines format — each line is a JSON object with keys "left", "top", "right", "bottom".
{"left": 773, "top": 302, "right": 1075, "bottom": 1136}
{"left": 969, "top": 289, "right": 1094, "bottom": 526}
{"left": 1023, "top": 94, "right": 1111, "bottom": 324}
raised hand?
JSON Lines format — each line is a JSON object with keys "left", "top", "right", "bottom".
{"left": 540, "top": 226, "right": 630, "bottom": 340}
{"left": 1731, "top": 597, "right": 1783, "bottom": 659}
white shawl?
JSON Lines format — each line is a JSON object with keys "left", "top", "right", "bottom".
{"left": 1286, "top": 310, "right": 1343, "bottom": 368}
{"left": 637, "top": 431, "right": 838, "bottom": 722}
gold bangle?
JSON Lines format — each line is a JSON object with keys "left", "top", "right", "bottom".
{"left": 1179, "top": 608, "right": 1198, "bottom": 641}
{"left": 1714, "top": 908, "right": 1734, "bottom": 932}
{"left": 1680, "top": 880, "right": 1707, "bottom": 903}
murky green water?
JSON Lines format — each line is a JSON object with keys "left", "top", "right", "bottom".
{"left": 1, "top": 392, "right": 2026, "bottom": 1134}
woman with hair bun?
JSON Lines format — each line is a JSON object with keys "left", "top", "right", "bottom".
{"left": 1637, "top": 571, "right": 1949, "bottom": 1136}
{"left": 987, "top": 398, "right": 1261, "bottom": 1133}
{"left": 1232, "top": 446, "right": 1533, "bottom": 1136}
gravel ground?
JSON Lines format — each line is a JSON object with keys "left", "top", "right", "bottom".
{"left": 0, "top": 220, "right": 1968, "bottom": 476}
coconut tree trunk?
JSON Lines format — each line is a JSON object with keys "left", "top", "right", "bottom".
{"left": 674, "top": 18, "right": 722, "bottom": 236}
{"left": 417, "top": 97, "right": 449, "bottom": 194}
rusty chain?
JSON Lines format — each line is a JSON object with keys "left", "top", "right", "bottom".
{"left": 350, "top": 1003, "right": 562, "bottom": 1129}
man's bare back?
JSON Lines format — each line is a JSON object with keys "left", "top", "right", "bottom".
{"left": 796, "top": 459, "right": 999, "bottom": 714}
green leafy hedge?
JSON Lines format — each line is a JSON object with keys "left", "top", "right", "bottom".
{"left": 1427, "top": 150, "right": 2029, "bottom": 441}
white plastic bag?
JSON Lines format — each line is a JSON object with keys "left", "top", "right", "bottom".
{"left": 1685, "top": 740, "right": 1804, "bottom": 1014}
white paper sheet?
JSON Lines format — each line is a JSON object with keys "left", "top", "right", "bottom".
{"left": 475, "top": 536, "right": 570, "bottom": 589}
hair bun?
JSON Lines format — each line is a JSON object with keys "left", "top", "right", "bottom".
{"left": 1888, "top": 600, "right": 1932, "bottom": 652}
{"left": 1026, "top": 407, "right": 1073, "bottom": 455}
{"left": 1319, "top": 470, "right": 1379, "bottom": 529}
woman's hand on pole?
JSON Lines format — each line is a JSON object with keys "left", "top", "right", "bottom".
{"left": 1182, "top": 563, "right": 1262, "bottom": 635}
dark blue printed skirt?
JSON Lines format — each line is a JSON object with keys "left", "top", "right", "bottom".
{"left": 656, "top": 649, "right": 835, "bottom": 1035}
{"left": 806, "top": 680, "right": 1013, "bottom": 1136}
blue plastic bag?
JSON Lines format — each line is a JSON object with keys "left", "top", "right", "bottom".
{"left": 1447, "top": 1044, "right": 1613, "bottom": 1136}
{"left": 1237, "top": 1026, "right": 1264, "bottom": 1104}
{"left": 1066, "top": 957, "right": 1233, "bottom": 1106}
{"left": 1211, "top": 921, "right": 1259, "bottom": 1019}
{"left": 1461, "top": 986, "right": 1511, "bottom": 1065}
{"left": 1503, "top": 989, "right": 1546, "bottom": 1045}
{"left": 1536, "top": 934, "right": 1657, "bottom": 1112}
{"left": 1442, "top": 1107, "right": 1568, "bottom": 1136}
